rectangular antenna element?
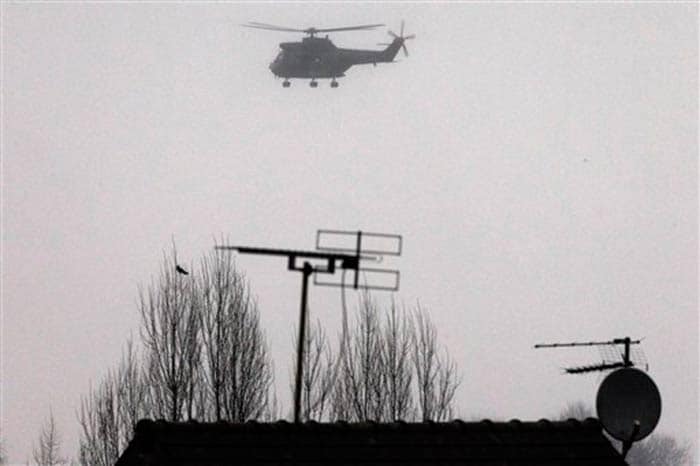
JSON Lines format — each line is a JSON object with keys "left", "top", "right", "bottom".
{"left": 317, "top": 230, "right": 402, "bottom": 256}
{"left": 314, "top": 267, "right": 400, "bottom": 291}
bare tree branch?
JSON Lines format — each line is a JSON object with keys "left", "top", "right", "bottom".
{"left": 32, "top": 411, "right": 66, "bottom": 466}
{"left": 383, "top": 300, "right": 414, "bottom": 420}
{"left": 412, "top": 304, "right": 459, "bottom": 422}
{"left": 0, "top": 430, "right": 6, "bottom": 465}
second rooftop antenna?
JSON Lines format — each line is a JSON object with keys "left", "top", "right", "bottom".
{"left": 534, "top": 336, "right": 643, "bottom": 374}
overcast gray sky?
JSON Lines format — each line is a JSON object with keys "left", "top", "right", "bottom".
{"left": 2, "top": 2, "right": 697, "bottom": 464}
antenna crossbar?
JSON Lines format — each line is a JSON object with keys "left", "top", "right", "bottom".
{"left": 534, "top": 338, "right": 641, "bottom": 349}
{"left": 216, "top": 245, "right": 361, "bottom": 263}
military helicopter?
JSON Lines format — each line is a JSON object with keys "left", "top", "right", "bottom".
{"left": 243, "top": 21, "right": 415, "bottom": 88}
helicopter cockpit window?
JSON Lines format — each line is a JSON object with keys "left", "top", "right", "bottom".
{"left": 274, "top": 50, "right": 286, "bottom": 62}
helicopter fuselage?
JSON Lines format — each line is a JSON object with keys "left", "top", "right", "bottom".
{"left": 269, "top": 36, "right": 403, "bottom": 80}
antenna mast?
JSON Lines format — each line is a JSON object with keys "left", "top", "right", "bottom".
{"left": 216, "top": 229, "right": 401, "bottom": 423}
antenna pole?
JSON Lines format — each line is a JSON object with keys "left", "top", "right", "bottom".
{"left": 293, "top": 262, "right": 313, "bottom": 423}
{"left": 354, "top": 230, "right": 362, "bottom": 289}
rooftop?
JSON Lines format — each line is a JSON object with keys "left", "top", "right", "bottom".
{"left": 116, "top": 418, "right": 627, "bottom": 466}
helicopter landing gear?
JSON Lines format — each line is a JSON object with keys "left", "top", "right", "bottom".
{"left": 330, "top": 79, "right": 339, "bottom": 88}
{"left": 309, "top": 79, "right": 318, "bottom": 88}
{"left": 282, "top": 80, "right": 291, "bottom": 88}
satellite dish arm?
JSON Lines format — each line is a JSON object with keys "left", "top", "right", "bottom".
{"left": 621, "top": 421, "right": 641, "bottom": 459}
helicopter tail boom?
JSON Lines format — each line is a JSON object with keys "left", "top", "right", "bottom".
{"left": 380, "top": 38, "right": 404, "bottom": 62}
{"left": 336, "top": 39, "right": 402, "bottom": 66}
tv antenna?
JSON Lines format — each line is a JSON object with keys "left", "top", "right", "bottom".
{"left": 535, "top": 336, "right": 661, "bottom": 459}
{"left": 534, "top": 337, "right": 644, "bottom": 374}
{"left": 216, "top": 229, "right": 402, "bottom": 423}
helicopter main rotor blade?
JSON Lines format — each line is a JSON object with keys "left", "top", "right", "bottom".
{"left": 312, "top": 23, "right": 384, "bottom": 33}
{"left": 243, "top": 22, "right": 384, "bottom": 34}
{"left": 242, "top": 22, "right": 306, "bottom": 33}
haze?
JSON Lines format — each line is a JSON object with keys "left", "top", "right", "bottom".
{"left": 2, "top": 2, "right": 697, "bottom": 464}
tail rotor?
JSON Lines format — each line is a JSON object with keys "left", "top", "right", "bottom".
{"left": 388, "top": 21, "right": 415, "bottom": 57}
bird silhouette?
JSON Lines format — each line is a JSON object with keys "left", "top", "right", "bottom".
{"left": 175, "top": 265, "right": 189, "bottom": 275}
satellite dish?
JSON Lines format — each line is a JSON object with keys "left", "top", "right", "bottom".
{"left": 596, "top": 367, "right": 661, "bottom": 442}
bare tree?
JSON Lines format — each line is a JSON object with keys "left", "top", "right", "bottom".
{"left": 115, "top": 341, "right": 149, "bottom": 444}
{"left": 558, "top": 401, "right": 594, "bottom": 420}
{"left": 332, "top": 293, "right": 387, "bottom": 421}
{"left": 218, "top": 291, "right": 271, "bottom": 420}
{"left": 412, "top": 306, "right": 459, "bottom": 421}
{"left": 77, "top": 340, "right": 148, "bottom": 466}
{"left": 626, "top": 433, "right": 693, "bottom": 466}
{"left": 198, "top": 249, "right": 234, "bottom": 421}
{"left": 327, "top": 295, "right": 460, "bottom": 422}
{"left": 77, "top": 376, "right": 119, "bottom": 466}
{"left": 139, "top": 249, "right": 201, "bottom": 421}
{"left": 198, "top": 249, "right": 273, "bottom": 422}
{"left": 32, "top": 411, "right": 66, "bottom": 466}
